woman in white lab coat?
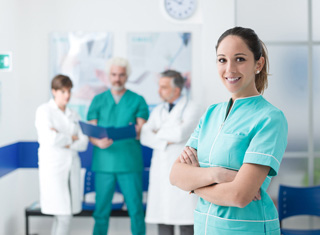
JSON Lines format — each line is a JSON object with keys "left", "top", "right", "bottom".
{"left": 141, "top": 70, "right": 203, "bottom": 235}
{"left": 35, "top": 74, "right": 88, "bottom": 235}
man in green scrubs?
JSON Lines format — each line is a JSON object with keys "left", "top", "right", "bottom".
{"left": 87, "top": 57, "right": 149, "bottom": 235}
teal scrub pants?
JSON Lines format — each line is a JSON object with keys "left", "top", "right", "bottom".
{"left": 93, "top": 172, "right": 146, "bottom": 235}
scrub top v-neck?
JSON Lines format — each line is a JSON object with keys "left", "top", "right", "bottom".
{"left": 87, "top": 89, "right": 149, "bottom": 173}
{"left": 186, "top": 95, "right": 288, "bottom": 235}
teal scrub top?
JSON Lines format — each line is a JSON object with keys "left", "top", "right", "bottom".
{"left": 186, "top": 95, "right": 288, "bottom": 235}
{"left": 87, "top": 89, "right": 149, "bottom": 173}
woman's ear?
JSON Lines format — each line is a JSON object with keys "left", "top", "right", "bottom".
{"left": 256, "top": 56, "right": 265, "bottom": 71}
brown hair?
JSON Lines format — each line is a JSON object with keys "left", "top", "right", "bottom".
{"left": 216, "top": 27, "right": 269, "bottom": 94}
{"left": 51, "top": 74, "right": 73, "bottom": 90}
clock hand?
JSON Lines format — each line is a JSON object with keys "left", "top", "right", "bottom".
{"left": 173, "top": 0, "right": 182, "bottom": 4}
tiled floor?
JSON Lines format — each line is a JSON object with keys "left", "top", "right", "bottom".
{"left": 27, "top": 216, "right": 159, "bottom": 235}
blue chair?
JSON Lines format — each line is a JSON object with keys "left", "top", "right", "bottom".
{"left": 278, "top": 184, "right": 320, "bottom": 235}
{"left": 142, "top": 168, "right": 150, "bottom": 210}
{"left": 82, "top": 170, "right": 124, "bottom": 211}
{"left": 82, "top": 170, "right": 95, "bottom": 210}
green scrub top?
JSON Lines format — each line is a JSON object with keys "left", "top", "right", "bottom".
{"left": 87, "top": 89, "right": 149, "bottom": 173}
{"left": 186, "top": 95, "right": 288, "bottom": 235}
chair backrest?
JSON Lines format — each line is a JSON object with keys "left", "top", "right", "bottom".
{"left": 278, "top": 184, "right": 320, "bottom": 222}
{"left": 84, "top": 170, "right": 95, "bottom": 195}
{"left": 142, "top": 168, "right": 150, "bottom": 192}
{"left": 142, "top": 146, "right": 152, "bottom": 168}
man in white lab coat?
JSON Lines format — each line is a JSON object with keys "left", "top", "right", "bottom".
{"left": 141, "top": 70, "right": 203, "bottom": 235}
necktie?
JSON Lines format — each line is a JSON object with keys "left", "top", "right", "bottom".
{"left": 168, "top": 103, "right": 175, "bottom": 112}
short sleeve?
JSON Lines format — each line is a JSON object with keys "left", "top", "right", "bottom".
{"left": 185, "top": 111, "right": 205, "bottom": 150}
{"left": 243, "top": 110, "right": 288, "bottom": 176}
{"left": 136, "top": 96, "right": 149, "bottom": 120}
{"left": 87, "top": 95, "right": 100, "bottom": 121}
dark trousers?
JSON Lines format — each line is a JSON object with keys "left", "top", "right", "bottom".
{"left": 158, "top": 224, "right": 194, "bottom": 235}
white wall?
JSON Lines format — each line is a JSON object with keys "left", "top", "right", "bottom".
{"left": 0, "top": 0, "right": 236, "bottom": 145}
{"left": 0, "top": 0, "right": 237, "bottom": 233}
{"left": 0, "top": 0, "right": 20, "bottom": 146}
{"left": 0, "top": 169, "right": 39, "bottom": 235}
{"left": 202, "top": 1, "right": 239, "bottom": 109}
{"left": 15, "top": 0, "right": 198, "bottom": 142}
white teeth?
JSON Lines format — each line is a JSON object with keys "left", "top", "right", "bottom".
{"left": 226, "top": 77, "right": 240, "bottom": 81}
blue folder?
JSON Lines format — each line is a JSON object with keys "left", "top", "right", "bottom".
{"left": 79, "top": 121, "right": 136, "bottom": 141}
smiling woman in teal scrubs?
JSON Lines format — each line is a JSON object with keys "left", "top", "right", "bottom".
{"left": 170, "top": 27, "right": 288, "bottom": 235}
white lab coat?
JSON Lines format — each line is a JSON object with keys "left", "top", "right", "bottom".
{"left": 141, "top": 96, "right": 203, "bottom": 225}
{"left": 35, "top": 99, "right": 88, "bottom": 215}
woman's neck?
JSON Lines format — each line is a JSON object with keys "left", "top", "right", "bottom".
{"left": 55, "top": 101, "right": 66, "bottom": 112}
{"left": 231, "top": 89, "right": 260, "bottom": 101}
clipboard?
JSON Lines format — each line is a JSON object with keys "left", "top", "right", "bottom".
{"left": 79, "top": 121, "right": 136, "bottom": 141}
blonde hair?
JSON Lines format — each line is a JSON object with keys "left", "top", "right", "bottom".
{"left": 106, "top": 57, "right": 131, "bottom": 77}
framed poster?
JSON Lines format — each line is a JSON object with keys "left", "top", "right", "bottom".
{"left": 127, "top": 32, "right": 192, "bottom": 106}
{"left": 50, "top": 32, "right": 113, "bottom": 120}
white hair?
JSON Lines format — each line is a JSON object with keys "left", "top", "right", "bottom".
{"left": 105, "top": 57, "right": 131, "bottom": 77}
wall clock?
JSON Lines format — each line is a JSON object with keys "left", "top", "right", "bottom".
{"left": 164, "top": 0, "right": 197, "bottom": 20}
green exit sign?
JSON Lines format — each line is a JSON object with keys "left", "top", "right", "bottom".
{"left": 0, "top": 52, "right": 12, "bottom": 71}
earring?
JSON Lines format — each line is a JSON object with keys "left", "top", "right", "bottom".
{"left": 256, "top": 70, "right": 260, "bottom": 74}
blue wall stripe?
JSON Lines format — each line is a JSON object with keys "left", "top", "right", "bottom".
{"left": 0, "top": 142, "right": 152, "bottom": 178}
{"left": 16, "top": 141, "right": 94, "bottom": 169}
{"left": 18, "top": 142, "right": 39, "bottom": 168}
{"left": 0, "top": 143, "right": 19, "bottom": 177}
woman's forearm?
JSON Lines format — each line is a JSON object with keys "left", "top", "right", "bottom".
{"left": 170, "top": 157, "right": 238, "bottom": 192}
{"left": 169, "top": 159, "right": 216, "bottom": 191}
{"left": 195, "top": 183, "right": 244, "bottom": 207}
{"left": 194, "top": 164, "right": 270, "bottom": 208}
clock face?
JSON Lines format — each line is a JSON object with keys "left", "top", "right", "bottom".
{"left": 164, "top": 0, "right": 197, "bottom": 20}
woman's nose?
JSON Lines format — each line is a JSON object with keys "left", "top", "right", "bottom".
{"left": 226, "top": 61, "right": 236, "bottom": 73}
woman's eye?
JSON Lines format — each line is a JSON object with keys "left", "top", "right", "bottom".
{"left": 236, "top": 57, "right": 245, "bottom": 62}
{"left": 218, "top": 58, "right": 226, "bottom": 63}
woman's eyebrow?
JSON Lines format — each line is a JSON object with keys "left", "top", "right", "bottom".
{"left": 217, "top": 53, "right": 248, "bottom": 57}
{"left": 235, "top": 53, "right": 248, "bottom": 56}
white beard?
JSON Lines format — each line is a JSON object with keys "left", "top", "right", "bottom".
{"left": 111, "top": 85, "right": 125, "bottom": 92}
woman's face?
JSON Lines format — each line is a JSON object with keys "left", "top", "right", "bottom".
{"left": 216, "top": 35, "right": 264, "bottom": 99}
{"left": 52, "top": 87, "right": 71, "bottom": 108}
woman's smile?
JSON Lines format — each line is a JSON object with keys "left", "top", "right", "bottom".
{"left": 225, "top": 77, "right": 241, "bottom": 84}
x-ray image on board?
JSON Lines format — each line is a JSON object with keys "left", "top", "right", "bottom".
{"left": 50, "top": 32, "right": 113, "bottom": 120}
{"left": 126, "top": 32, "right": 192, "bottom": 105}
